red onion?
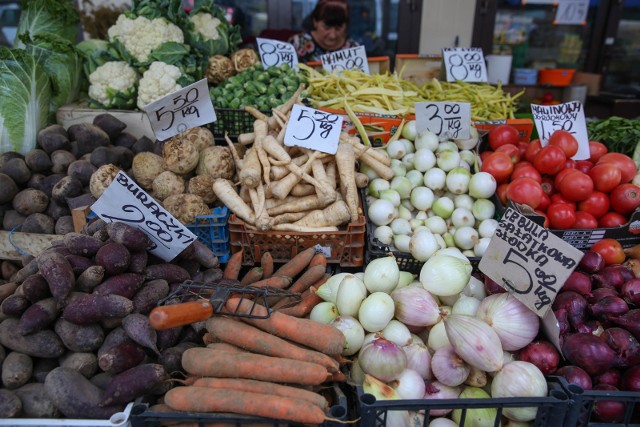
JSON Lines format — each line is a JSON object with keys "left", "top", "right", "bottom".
{"left": 484, "top": 276, "right": 506, "bottom": 295}
{"left": 562, "top": 271, "right": 592, "bottom": 295}
{"left": 593, "top": 384, "right": 626, "bottom": 423}
{"left": 592, "top": 265, "right": 629, "bottom": 290}
{"left": 561, "top": 333, "right": 620, "bottom": 376}
{"left": 554, "top": 308, "right": 571, "bottom": 338}
{"left": 518, "top": 340, "right": 560, "bottom": 374}
{"left": 621, "top": 365, "right": 640, "bottom": 392}
{"left": 602, "top": 327, "right": 640, "bottom": 367}
{"left": 618, "top": 264, "right": 635, "bottom": 282}
{"left": 590, "top": 296, "right": 629, "bottom": 320}
{"left": 594, "top": 368, "right": 622, "bottom": 388}
{"left": 555, "top": 365, "right": 592, "bottom": 390}
{"left": 621, "top": 278, "right": 640, "bottom": 305}
{"left": 579, "top": 250, "right": 605, "bottom": 273}
{"left": 552, "top": 291, "right": 588, "bottom": 332}
{"left": 581, "top": 320, "right": 605, "bottom": 336}
{"left": 588, "top": 287, "right": 619, "bottom": 304}
{"left": 610, "top": 309, "right": 640, "bottom": 341}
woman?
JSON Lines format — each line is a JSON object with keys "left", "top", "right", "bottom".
{"left": 288, "top": 0, "right": 359, "bottom": 63}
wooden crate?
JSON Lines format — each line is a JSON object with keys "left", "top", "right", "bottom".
{"left": 394, "top": 53, "right": 443, "bottom": 85}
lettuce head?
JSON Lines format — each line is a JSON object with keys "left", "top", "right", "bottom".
{"left": 14, "top": 0, "right": 80, "bottom": 48}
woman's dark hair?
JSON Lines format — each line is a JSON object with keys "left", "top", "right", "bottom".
{"left": 311, "top": 0, "right": 349, "bottom": 28}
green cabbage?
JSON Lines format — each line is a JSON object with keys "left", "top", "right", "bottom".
{"left": 0, "top": 47, "right": 52, "bottom": 155}
{"left": 14, "top": 0, "right": 80, "bottom": 48}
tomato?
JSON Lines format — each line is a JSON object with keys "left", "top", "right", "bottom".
{"left": 517, "top": 142, "right": 529, "bottom": 160}
{"left": 513, "top": 161, "right": 534, "bottom": 171}
{"left": 537, "top": 192, "right": 551, "bottom": 212}
{"left": 541, "top": 177, "right": 556, "bottom": 196}
{"left": 554, "top": 168, "right": 577, "bottom": 188}
{"left": 480, "top": 151, "right": 493, "bottom": 163}
{"left": 575, "top": 160, "right": 594, "bottom": 174}
{"left": 511, "top": 165, "right": 542, "bottom": 183}
{"left": 557, "top": 170, "right": 594, "bottom": 202}
{"left": 547, "top": 203, "right": 577, "bottom": 229}
{"left": 610, "top": 183, "right": 640, "bottom": 215}
{"left": 481, "top": 151, "right": 514, "bottom": 183}
{"left": 564, "top": 159, "right": 576, "bottom": 170}
{"left": 573, "top": 211, "right": 598, "bottom": 229}
{"left": 598, "top": 211, "right": 628, "bottom": 228}
{"left": 589, "top": 140, "right": 608, "bottom": 163}
{"left": 525, "top": 139, "right": 542, "bottom": 163}
{"left": 548, "top": 130, "right": 579, "bottom": 157}
{"left": 577, "top": 191, "right": 610, "bottom": 219}
{"left": 496, "top": 183, "right": 509, "bottom": 205}
{"left": 496, "top": 144, "right": 521, "bottom": 164}
{"left": 591, "top": 238, "right": 625, "bottom": 266}
{"left": 488, "top": 124, "right": 520, "bottom": 150}
{"left": 588, "top": 163, "right": 622, "bottom": 193}
{"left": 597, "top": 152, "right": 638, "bottom": 183}
{"left": 506, "top": 177, "right": 544, "bottom": 209}
{"left": 550, "top": 193, "right": 577, "bottom": 210}
{"left": 534, "top": 146, "right": 567, "bottom": 175}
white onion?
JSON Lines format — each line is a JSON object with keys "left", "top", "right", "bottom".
{"left": 309, "top": 301, "right": 339, "bottom": 324}
{"left": 476, "top": 293, "right": 540, "bottom": 351}
{"left": 360, "top": 163, "right": 379, "bottom": 181}
{"left": 315, "top": 272, "right": 350, "bottom": 303}
{"left": 330, "top": 315, "right": 365, "bottom": 356}
{"left": 423, "top": 381, "right": 461, "bottom": 416}
{"left": 491, "top": 361, "right": 548, "bottom": 421}
{"left": 444, "top": 314, "right": 504, "bottom": 372}
{"left": 415, "top": 130, "right": 439, "bottom": 151}
{"left": 400, "top": 198, "right": 413, "bottom": 212}
{"left": 434, "top": 233, "right": 447, "bottom": 249}
{"left": 364, "top": 256, "right": 399, "bottom": 294}
{"left": 359, "top": 292, "right": 395, "bottom": 332}
{"left": 457, "top": 160, "right": 470, "bottom": 172}
{"left": 454, "top": 226, "right": 479, "bottom": 250}
{"left": 452, "top": 295, "right": 481, "bottom": 316}
{"left": 387, "top": 139, "right": 407, "bottom": 159}
{"left": 403, "top": 342, "right": 432, "bottom": 380}
{"left": 453, "top": 193, "right": 474, "bottom": 210}
{"left": 382, "top": 320, "right": 413, "bottom": 347}
{"left": 368, "top": 198, "right": 396, "bottom": 226}
{"left": 458, "top": 149, "right": 476, "bottom": 165}
{"left": 350, "top": 357, "right": 366, "bottom": 385}
{"left": 454, "top": 126, "right": 479, "bottom": 150}
{"left": 391, "top": 284, "right": 440, "bottom": 327}
{"left": 398, "top": 204, "right": 412, "bottom": 220}
{"left": 396, "top": 271, "right": 416, "bottom": 290}
{"left": 373, "top": 225, "right": 394, "bottom": 245}
{"left": 463, "top": 275, "right": 487, "bottom": 300}
{"left": 431, "top": 345, "right": 471, "bottom": 387}
{"left": 413, "top": 148, "right": 437, "bottom": 172}
{"left": 420, "top": 254, "right": 472, "bottom": 296}
{"left": 436, "top": 141, "right": 458, "bottom": 153}
{"left": 445, "top": 167, "right": 471, "bottom": 194}
{"left": 478, "top": 218, "right": 499, "bottom": 238}
{"left": 409, "top": 219, "right": 423, "bottom": 231}
{"left": 355, "top": 272, "right": 365, "bottom": 281}
{"left": 472, "top": 199, "right": 496, "bottom": 222}
{"left": 423, "top": 168, "right": 446, "bottom": 191}
{"left": 390, "top": 159, "right": 407, "bottom": 177}
{"left": 469, "top": 172, "right": 497, "bottom": 199}
{"left": 415, "top": 210, "right": 428, "bottom": 220}
{"left": 428, "top": 320, "right": 450, "bottom": 351}
{"left": 424, "top": 216, "right": 447, "bottom": 235}
{"left": 393, "top": 234, "right": 411, "bottom": 253}
{"left": 390, "top": 218, "right": 412, "bottom": 235}
{"left": 431, "top": 196, "right": 454, "bottom": 219}
{"left": 402, "top": 153, "right": 416, "bottom": 171}
{"left": 451, "top": 207, "right": 475, "bottom": 228}
{"left": 359, "top": 336, "right": 407, "bottom": 381}
{"left": 410, "top": 186, "right": 434, "bottom": 211}
{"left": 474, "top": 237, "right": 491, "bottom": 257}
{"left": 362, "top": 332, "right": 378, "bottom": 350}
{"left": 409, "top": 230, "right": 439, "bottom": 262}
{"left": 438, "top": 293, "right": 460, "bottom": 307}
{"left": 335, "top": 275, "right": 367, "bottom": 317}
{"left": 391, "top": 368, "right": 426, "bottom": 400}
{"left": 436, "top": 150, "right": 460, "bottom": 172}
{"left": 402, "top": 120, "right": 417, "bottom": 141}
{"left": 429, "top": 418, "right": 459, "bottom": 427}
{"left": 405, "top": 169, "right": 423, "bottom": 187}
{"left": 442, "top": 232, "right": 455, "bottom": 248}
{"left": 368, "top": 178, "right": 390, "bottom": 198}
{"left": 391, "top": 176, "right": 412, "bottom": 199}
{"left": 379, "top": 189, "right": 401, "bottom": 207}
{"left": 401, "top": 138, "right": 415, "bottom": 154}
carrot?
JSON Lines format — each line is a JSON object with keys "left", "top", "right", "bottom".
{"left": 212, "top": 179, "right": 256, "bottom": 224}
{"left": 309, "top": 252, "right": 327, "bottom": 269}
{"left": 247, "top": 275, "right": 291, "bottom": 289}
{"left": 240, "top": 266, "right": 263, "bottom": 286}
{"left": 271, "top": 273, "right": 329, "bottom": 309}
{"left": 278, "top": 288, "right": 323, "bottom": 318}
{"left": 260, "top": 252, "right": 274, "bottom": 279}
{"left": 273, "top": 246, "right": 316, "bottom": 278}
{"left": 149, "top": 300, "right": 213, "bottom": 330}
{"left": 292, "top": 199, "right": 351, "bottom": 228}
{"left": 223, "top": 250, "right": 243, "bottom": 280}
{"left": 191, "top": 377, "right": 328, "bottom": 409}
{"left": 181, "top": 347, "right": 331, "bottom": 385}
{"left": 329, "top": 370, "right": 347, "bottom": 382}
{"left": 205, "top": 342, "right": 246, "bottom": 353}
{"left": 164, "top": 386, "right": 326, "bottom": 425}
{"left": 205, "top": 316, "right": 339, "bottom": 373}
{"left": 288, "top": 265, "right": 327, "bottom": 295}
{"left": 226, "top": 297, "right": 345, "bottom": 355}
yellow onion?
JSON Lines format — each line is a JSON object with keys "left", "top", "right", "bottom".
{"left": 444, "top": 314, "right": 503, "bottom": 372}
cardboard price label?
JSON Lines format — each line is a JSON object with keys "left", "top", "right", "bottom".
{"left": 479, "top": 207, "right": 583, "bottom": 317}
{"left": 441, "top": 48, "right": 488, "bottom": 83}
{"left": 284, "top": 104, "right": 343, "bottom": 154}
{"left": 415, "top": 101, "right": 471, "bottom": 140}
{"left": 256, "top": 38, "right": 298, "bottom": 69}
{"left": 321, "top": 46, "right": 369, "bottom": 74}
{"left": 143, "top": 79, "right": 216, "bottom": 142}
{"left": 91, "top": 171, "right": 197, "bottom": 262}
{"left": 554, "top": 0, "right": 589, "bottom": 25}
{"left": 531, "top": 101, "right": 590, "bottom": 160}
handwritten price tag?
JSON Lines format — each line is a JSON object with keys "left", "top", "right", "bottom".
{"left": 91, "top": 172, "right": 197, "bottom": 262}
{"left": 256, "top": 38, "right": 298, "bottom": 69}
{"left": 415, "top": 101, "right": 471, "bottom": 140}
{"left": 441, "top": 48, "right": 488, "bottom": 83}
{"left": 321, "top": 46, "right": 369, "bottom": 74}
{"left": 554, "top": 0, "right": 589, "bottom": 25}
{"left": 143, "top": 79, "right": 216, "bottom": 142}
{"left": 531, "top": 101, "right": 590, "bottom": 160}
{"left": 284, "top": 105, "right": 343, "bottom": 154}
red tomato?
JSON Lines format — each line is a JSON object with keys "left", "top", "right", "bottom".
{"left": 547, "top": 203, "right": 577, "bottom": 229}
{"left": 511, "top": 165, "right": 542, "bottom": 183}
{"left": 610, "top": 183, "right": 640, "bottom": 215}
{"left": 564, "top": 159, "right": 576, "bottom": 170}
{"left": 557, "top": 170, "right": 594, "bottom": 202}
{"left": 481, "top": 151, "right": 514, "bottom": 183}
{"left": 598, "top": 211, "right": 628, "bottom": 228}
{"left": 573, "top": 211, "right": 598, "bottom": 229}
{"left": 548, "top": 130, "right": 579, "bottom": 157}
{"left": 554, "top": 168, "right": 578, "bottom": 188}
{"left": 589, "top": 141, "right": 608, "bottom": 163}
{"left": 517, "top": 142, "right": 529, "bottom": 160}
{"left": 496, "top": 144, "right": 521, "bottom": 164}
{"left": 513, "top": 161, "right": 534, "bottom": 171}
{"left": 537, "top": 192, "right": 551, "bottom": 212}
{"left": 534, "top": 210, "right": 550, "bottom": 228}
{"left": 577, "top": 191, "right": 610, "bottom": 219}
{"left": 597, "top": 153, "right": 638, "bottom": 183}
{"left": 589, "top": 163, "right": 622, "bottom": 193}
{"left": 506, "top": 177, "right": 544, "bottom": 209}
{"left": 575, "top": 160, "right": 594, "bottom": 174}
{"left": 488, "top": 124, "right": 520, "bottom": 150}
{"left": 496, "top": 183, "right": 509, "bottom": 205}
{"left": 591, "top": 238, "right": 625, "bottom": 265}
{"left": 550, "top": 193, "right": 577, "bottom": 210}
{"left": 525, "top": 139, "right": 542, "bottom": 163}
{"left": 541, "top": 177, "right": 556, "bottom": 196}
{"left": 480, "top": 151, "right": 493, "bottom": 163}
{"left": 534, "top": 146, "right": 567, "bottom": 175}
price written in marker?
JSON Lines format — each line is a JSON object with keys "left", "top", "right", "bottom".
{"left": 415, "top": 101, "right": 471, "bottom": 140}
{"left": 284, "top": 104, "right": 343, "bottom": 154}
{"left": 143, "top": 79, "right": 216, "bottom": 142}
{"left": 256, "top": 38, "right": 298, "bottom": 69}
{"left": 531, "top": 101, "right": 590, "bottom": 160}
{"left": 321, "top": 46, "right": 369, "bottom": 74}
{"left": 442, "top": 47, "right": 488, "bottom": 83}
{"left": 554, "top": 0, "right": 589, "bottom": 25}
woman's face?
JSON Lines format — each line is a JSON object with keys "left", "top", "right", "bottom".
{"left": 312, "top": 19, "right": 346, "bottom": 52}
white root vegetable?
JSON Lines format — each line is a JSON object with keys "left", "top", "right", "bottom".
{"left": 249, "top": 185, "right": 271, "bottom": 231}
{"left": 336, "top": 142, "right": 359, "bottom": 222}
{"left": 267, "top": 194, "right": 330, "bottom": 216}
{"left": 270, "top": 154, "right": 309, "bottom": 181}
{"left": 292, "top": 200, "right": 351, "bottom": 228}
{"left": 238, "top": 132, "right": 255, "bottom": 145}
{"left": 272, "top": 211, "right": 308, "bottom": 225}
{"left": 212, "top": 179, "right": 256, "bottom": 224}
{"left": 290, "top": 183, "right": 317, "bottom": 197}
{"left": 355, "top": 172, "right": 369, "bottom": 188}
{"left": 253, "top": 119, "right": 271, "bottom": 184}
{"left": 239, "top": 147, "right": 261, "bottom": 189}
{"left": 272, "top": 224, "right": 339, "bottom": 232}
{"left": 326, "top": 162, "right": 337, "bottom": 190}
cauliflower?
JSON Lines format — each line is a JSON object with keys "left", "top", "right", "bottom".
{"left": 108, "top": 14, "right": 184, "bottom": 63}
{"left": 190, "top": 13, "right": 222, "bottom": 42}
{"left": 88, "top": 61, "right": 139, "bottom": 109}
{"left": 137, "top": 62, "right": 183, "bottom": 110}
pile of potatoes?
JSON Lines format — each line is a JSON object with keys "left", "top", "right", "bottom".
{"left": 0, "top": 219, "right": 222, "bottom": 419}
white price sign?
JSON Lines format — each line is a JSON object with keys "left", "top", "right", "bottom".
{"left": 555, "top": 0, "right": 589, "bottom": 25}
{"left": 91, "top": 171, "right": 197, "bottom": 261}
{"left": 321, "top": 46, "right": 369, "bottom": 74}
{"left": 284, "top": 104, "right": 343, "bottom": 154}
{"left": 415, "top": 101, "right": 471, "bottom": 140}
{"left": 256, "top": 38, "right": 298, "bottom": 69}
{"left": 143, "top": 79, "right": 216, "bottom": 142}
{"left": 531, "top": 101, "right": 590, "bottom": 160}
{"left": 442, "top": 47, "right": 488, "bottom": 83}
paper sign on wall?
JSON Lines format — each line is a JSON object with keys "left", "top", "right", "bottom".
{"left": 554, "top": 0, "right": 589, "bottom": 25}
{"left": 531, "top": 101, "right": 590, "bottom": 160}
{"left": 415, "top": 101, "right": 471, "bottom": 140}
{"left": 479, "top": 207, "right": 583, "bottom": 317}
{"left": 256, "top": 38, "right": 298, "bottom": 70}
{"left": 91, "top": 171, "right": 197, "bottom": 261}
{"left": 441, "top": 48, "right": 488, "bottom": 83}
{"left": 284, "top": 104, "right": 343, "bottom": 154}
{"left": 143, "top": 79, "right": 215, "bottom": 142}
{"left": 321, "top": 46, "right": 369, "bottom": 74}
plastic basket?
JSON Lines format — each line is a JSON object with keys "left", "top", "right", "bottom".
{"left": 355, "top": 377, "right": 572, "bottom": 427}
{"left": 185, "top": 206, "right": 231, "bottom": 264}
{"left": 208, "top": 108, "right": 269, "bottom": 139}
{"left": 0, "top": 401, "right": 135, "bottom": 427}
{"left": 538, "top": 68, "right": 576, "bottom": 87}
{"left": 562, "top": 381, "right": 640, "bottom": 427}
{"left": 513, "top": 68, "right": 539, "bottom": 85}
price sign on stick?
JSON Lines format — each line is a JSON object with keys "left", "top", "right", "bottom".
{"left": 415, "top": 101, "right": 471, "bottom": 140}
{"left": 441, "top": 48, "right": 488, "bottom": 83}
{"left": 531, "top": 101, "right": 590, "bottom": 160}
{"left": 256, "top": 38, "right": 298, "bottom": 69}
{"left": 91, "top": 171, "right": 197, "bottom": 262}
{"left": 479, "top": 207, "right": 583, "bottom": 317}
{"left": 143, "top": 78, "right": 215, "bottom": 142}
{"left": 284, "top": 104, "right": 343, "bottom": 154}
{"left": 321, "top": 46, "right": 369, "bottom": 74}
{"left": 554, "top": 0, "right": 589, "bottom": 25}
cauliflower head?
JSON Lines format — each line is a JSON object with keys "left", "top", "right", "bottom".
{"left": 137, "top": 61, "right": 183, "bottom": 110}
{"left": 108, "top": 14, "right": 184, "bottom": 63}
{"left": 88, "top": 61, "right": 139, "bottom": 109}
{"left": 190, "top": 12, "right": 222, "bottom": 41}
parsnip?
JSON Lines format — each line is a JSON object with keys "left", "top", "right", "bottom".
{"left": 336, "top": 142, "right": 359, "bottom": 222}
{"left": 267, "top": 194, "right": 329, "bottom": 216}
{"left": 213, "top": 179, "right": 255, "bottom": 224}
{"left": 239, "top": 147, "right": 261, "bottom": 189}
{"left": 292, "top": 200, "right": 351, "bottom": 228}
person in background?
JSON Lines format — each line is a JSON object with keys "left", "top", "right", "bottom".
{"left": 288, "top": 0, "right": 359, "bottom": 63}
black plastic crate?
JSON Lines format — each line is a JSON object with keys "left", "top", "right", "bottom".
{"left": 209, "top": 108, "right": 269, "bottom": 139}
{"left": 561, "top": 382, "right": 640, "bottom": 427}
{"left": 355, "top": 377, "right": 572, "bottom": 427}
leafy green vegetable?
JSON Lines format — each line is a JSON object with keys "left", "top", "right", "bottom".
{"left": 14, "top": 0, "right": 80, "bottom": 48}
{"left": 0, "top": 47, "right": 52, "bottom": 155}
{"left": 131, "top": 0, "right": 187, "bottom": 23}
{"left": 587, "top": 116, "right": 640, "bottom": 157}
{"left": 76, "top": 39, "right": 122, "bottom": 78}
